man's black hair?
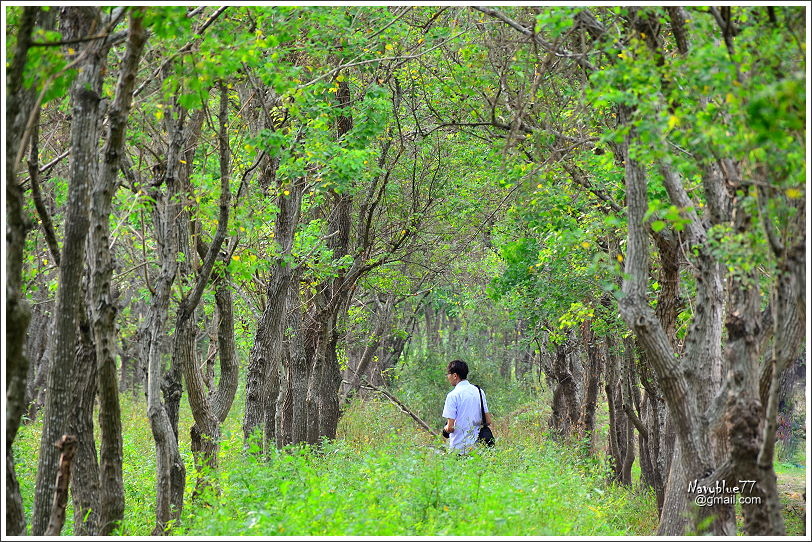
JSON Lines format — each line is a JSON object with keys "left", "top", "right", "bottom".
{"left": 447, "top": 359, "right": 468, "bottom": 380}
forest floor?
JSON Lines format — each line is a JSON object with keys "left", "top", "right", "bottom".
{"left": 775, "top": 462, "right": 807, "bottom": 536}
{"left": 12, "top": 395, "right": 658, "bottom": 536}
{"left": 10, "top": 394, "right": 805, "bottom": 536}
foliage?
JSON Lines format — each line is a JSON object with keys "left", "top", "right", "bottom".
{"left": 7, "top": 4, "right": 806, "bottom": 537}
{"left": 178, "top": 399, "right": 658, "bottom": 536}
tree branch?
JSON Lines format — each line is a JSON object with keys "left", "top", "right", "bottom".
{"left": 359, "top": 377, "right": 440, "bottom": 437}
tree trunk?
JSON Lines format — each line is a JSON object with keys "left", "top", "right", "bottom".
{"left": 243, "top": 168, "right": 303, "bottom": 449}
{"left": 618, "top": 338, "right": 637, "bottom": 485}
{"left": 288, "top": 282, "right": 311, "bottom": 445}
{"left": 577, "top": 319, "right": 603, "bottom": 450}
{"left": 5, "top": 6, "right": 39, "bottom": 536}
{"left": 549, "top": 340, "right": 579, "bottom": 438}
{"left": 32, "top": 7, "right": 108, "bottom": 533}
{"left": 144, "top": 101, "right": 202, "bottom": 534}
{"left": 302, "top": 78, "right": 356, "bottom": 443}
{"left": 656, "top": 443, "right": 690, "bottom": 535}
{"left": 210, "top": 270, "right": 240, "bottom": 423}
{"left": 604, "top": 336, "right": 627, "bottom": 483}
{"left": 44, "top": 435, "right": 79, "bottom": 537}
{"left": 614, "top": 104, "right": 731, "bottom": 534}
{"left": 6, "top": 451, "right": 26, "bottom": 535}
{"left": 177, "top": 81, "right": 231, "bottom": 493}
{"left": 70, "top": 307, "right": 101, "bottom": 535}
{"left": 88, "top": 12, "right": 147, "bottom": 532}
{"left": 275, "top": 338, "right": 294, "bottom": 448}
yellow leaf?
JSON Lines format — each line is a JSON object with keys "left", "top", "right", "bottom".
{"left": 581, "top": 241, "right": 591, "bottom": 249}
{"left": 385, "top": 43, "right": 394, "bottom": 51}
{"left": 785, "top": 188, "right": 802, "bottom": 199}
{"left": 43, "top": 259, "right": 48, "bottom": 265}
{"left": 725, "top": 93, "right": 735, "bottom": 103}
{"left": 179, "top": 159, "right": 187, "bottom": 164}
{"left": 67, "top": 47, "right": 75, "bottom": 55}
{"left": 232, "top": 255, "right": 240, "bottom": 261}
{"left": 154, "top": 110, "right": 164, "bottom": 121}
{"left": 537, "top": 184, "right": 543, "bottom": 189}
{"left": 667, "top": 115, "right": 679, "bottom": 130}
{"left": 239, "top": 226, "right": 245, "bottom": 232}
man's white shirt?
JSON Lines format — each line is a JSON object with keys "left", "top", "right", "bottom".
{"left": 442, "top": 379, "right": 489, "bottom": 452}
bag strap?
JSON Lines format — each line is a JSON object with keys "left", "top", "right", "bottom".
{"left": 475, "top": 385, "right": 488, "bottom": 427}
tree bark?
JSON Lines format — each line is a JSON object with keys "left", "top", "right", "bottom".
{"left": 5, "top": 6, "right": 39, "bottom": 536}
{"left": 304, "top": 77, "right": 356, "bottom": 443}
{"left": 88, "top": 11, "right": 147, "bottom": 533}
{"left": 69, "top": 307, "right": 101, "bottom": 535}
{"left": 177, "top": 82, "right": 232, "bottom": 493}
{"left": 604, "top": 336, "right": 627, "bottom": 483}
{"left": 210, "top": 269, "right": 239, "bottom": 423}
{"left": 243, "top": 170, "right": 304, "bottom": 449}
{"left": 44, "top": 435, "right": 79, "bottom": 537}
{"left": 144, "top": 102, "right": 202, "bottom": 534}
{"left": 577, "top": 318, "right": 603, "bottom": 449}
{"left": 549, "top": 340, "right": 579, "bottom": 438}
{"left": 279, "top": 275, "right": 309, "bottom": 446}
{"left": 614, "top": 103, "right": 731, "bottom": 534}
{"left": 32, "top": 7, "right": 108, "bottom": 534}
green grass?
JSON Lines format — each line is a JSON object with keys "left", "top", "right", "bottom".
{"left": 180, "top": 433, "right": 656, "bottom": 535}
{"left": 773, "top": 458, "right": 807, "bottom": 537}
{"left": 12, "top": 393, "right": 659, "bottom": 536}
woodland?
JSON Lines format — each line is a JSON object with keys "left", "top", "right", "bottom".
{"left": 3, "top": 4, "right": 809, "bottom": 538}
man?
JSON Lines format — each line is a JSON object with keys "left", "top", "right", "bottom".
{"left": 442, "top": 359, "right": 493, "bottom": 453}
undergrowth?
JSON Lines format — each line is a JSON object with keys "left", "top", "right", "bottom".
{"left": 12, "top": 394, "right": 662, "bottom": 536}
{"left": 180, "top": 431, "right": 656, "bottom": 535}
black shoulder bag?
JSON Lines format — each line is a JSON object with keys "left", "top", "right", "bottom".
{"left": 475, "top": 385, "right": 495, "bottom": 447}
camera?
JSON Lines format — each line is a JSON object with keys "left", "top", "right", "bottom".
{"left": 441, "top": 428, "right": 450, "bottom": 438}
